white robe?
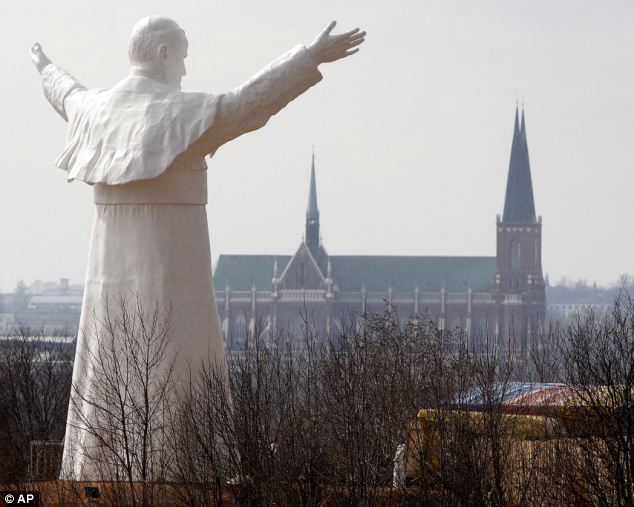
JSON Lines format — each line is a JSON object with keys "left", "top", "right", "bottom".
{"left": 41, "top": 46, "right": 322, "bottom": 480}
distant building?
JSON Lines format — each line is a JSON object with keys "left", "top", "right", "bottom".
{"left": 213, "top": 108, "right": 546, "bottom": 352}
{"left": 0, "top": 279, "right": 82, "bottom": 335}
{"left": 546, "top": 281, "right": 615, "bottom": 321}
{"left": 547, "top": 303, "right": 611, "bottom": 320}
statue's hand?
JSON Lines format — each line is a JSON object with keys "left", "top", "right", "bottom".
{"left": 307, "top": 21, "right": 366, "bottom": 64}
{"left": 30, "top": 43, "right": 52, "bottom": 74}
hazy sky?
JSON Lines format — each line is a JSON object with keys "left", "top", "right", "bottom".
{"left": 1, "top": 0, "right": 632, "bottom": 292}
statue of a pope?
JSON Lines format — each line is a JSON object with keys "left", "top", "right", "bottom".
{"left": 30, "top": 15, "right": 365, "bottom": 480}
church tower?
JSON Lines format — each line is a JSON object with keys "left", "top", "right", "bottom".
{"left": 306, "top": 149, "right": 320, "bottom": 253}
{"left": 494, "top": 107, "right": 545, "bottom": 349}
{"left": 304, "top": 150, "right": 328, "bottom": 274}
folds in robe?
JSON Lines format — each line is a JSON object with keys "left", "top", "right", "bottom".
{"left": 43, "top": 69, "right": 219, "bottom": 185}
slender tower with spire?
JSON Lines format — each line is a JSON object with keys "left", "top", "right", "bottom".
{"left": 494, "top": 106, "right": 545, "bottom": 351}
{"left": 304, "top": 149, "right": 328, "bottom": 273}
{"left": 306, "top": 148, "right": 320, "bottom": 253}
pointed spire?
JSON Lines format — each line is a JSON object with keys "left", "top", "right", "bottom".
{"left": 502, "top": 105, "right": 536, "bottom": 223}
{"left": 520, "top": 107, "right": 529, "bottom": 147}
{"left": 305, "top": 148, "right": 320, "bottom": 252}
{"left": 307, "top": 148, "right": 319, "bottom": 219}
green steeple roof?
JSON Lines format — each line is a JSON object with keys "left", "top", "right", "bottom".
{"left": 305, "top": 150, "right": 324, "bottom": 264}
{"left": 502, "top": 107, "right": 536, "bottom": 223}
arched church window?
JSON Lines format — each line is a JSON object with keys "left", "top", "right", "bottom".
{"left": 509, "top": 238, "right": 521, "bottom": 270}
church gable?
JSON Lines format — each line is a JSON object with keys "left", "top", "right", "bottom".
{"left": 278, "top": 242, "right": 326, "bottom": 290}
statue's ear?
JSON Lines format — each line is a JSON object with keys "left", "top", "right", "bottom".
{"left": 158, "top": 44, "right": 168, "bottom": 60}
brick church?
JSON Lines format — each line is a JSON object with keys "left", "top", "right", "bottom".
{"left": 213, "top": 108, "right": 545, "bottom": 351}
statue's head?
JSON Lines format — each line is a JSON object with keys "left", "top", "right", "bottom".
{"left": 128, "top": 16, "right": 188, "bottom": 89}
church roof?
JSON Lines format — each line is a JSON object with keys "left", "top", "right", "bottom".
{"left": 502, "top": 107, "right": 536, "bottom": 223}
{"left": 214, "top": 255, "right": 291, "bottom": 291}
{"left": 214, "top": 254, "right": 496, "bottom": 293}
{"left": 329, "top": 255, "right": 496, "bottom": 292}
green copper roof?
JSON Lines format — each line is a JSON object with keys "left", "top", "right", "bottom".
{"left": 214, "top": 254, "right": 495, "bottom": 293}
{"left": 330, "top": 255, "right": 495, "bottom": 292}
{"left": 213, "top": 255, "right": 291, "bottom": 291}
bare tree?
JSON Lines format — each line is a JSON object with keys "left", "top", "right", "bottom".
{"left": 0, "top": 327, "right": 72, "bottom": 484}
{"left": 554, "top": 290, "right": 634, "bottom": 506}
{"left": 319, "top": 311, "right": 433, "bottom": 505}
{"left": 172, "top": 309, "right": 436, "bottom": 506}
{"left": 407, "top": 324, "right": 564, "bottom": 506}
{"left": 169, "top": 357, "right": 235, "bottom": 506}
{"left": 69, "top": 295, "right": 177, "bottom": 507}
{"left": 17, "top": 292, "right": 630, "bottom": 506}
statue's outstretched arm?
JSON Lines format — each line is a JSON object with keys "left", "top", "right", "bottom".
{"left": 187, "top": 22, "right": 365, "bottom": 158}
{"left": 30, "top": 43, "right": 86, "bottom": 121}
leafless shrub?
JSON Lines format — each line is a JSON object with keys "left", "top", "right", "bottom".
{"left": 4, "top": 291, "right": 634, "bottom": 507}
{"left": 173, "top": 310, "right": 445, "bottom": 505}
{"left": 552, "top": 289, "right": 634, "bottom": 506}
{"left": 0, "top": 327, "right": 72, "bottom": 484}
{"left": 69, "top": 295, "right": 177, "bottom": 506}
{"left": 319, "top": 311, "right": 432, "bottom": 505}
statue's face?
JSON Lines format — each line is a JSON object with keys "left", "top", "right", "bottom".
{"left": 160, "top": 36, "right": 188, "bottom": 89}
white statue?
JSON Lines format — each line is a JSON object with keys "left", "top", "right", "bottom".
{"left": 31, "top": 16, "right": 365, "bottom": 480}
